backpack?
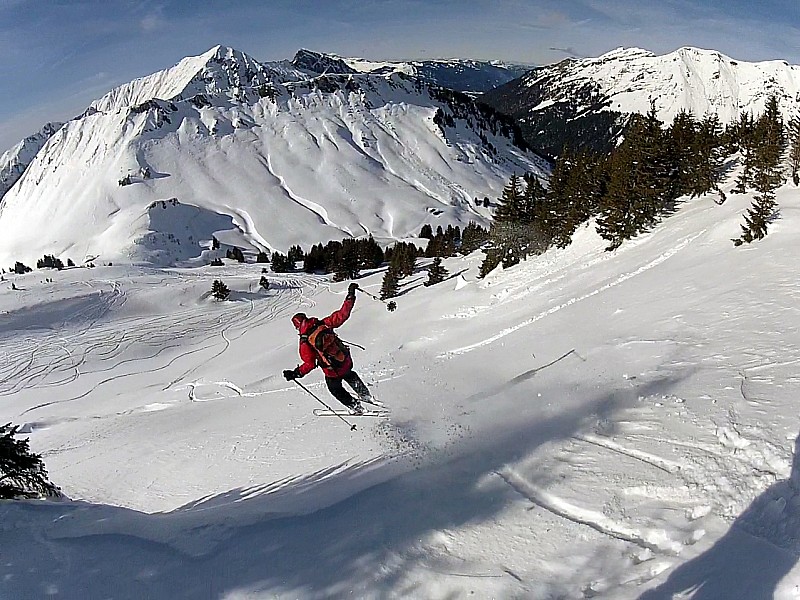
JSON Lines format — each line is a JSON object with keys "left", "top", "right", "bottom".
{"left": 303, "top": 322, "right": 349, "bottom": 369}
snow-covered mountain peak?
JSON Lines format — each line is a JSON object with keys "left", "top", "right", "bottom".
{"left": 483, "top": 45, "right": 800, "bottom": 155}
{"left": 291, "top": 49, "right": 358, "bottom": 75}
{"left": 0, "top": 121, "right": 63, "bottom": 200}
{"left": 556, "top": 45, "right": 800, "bottom": 121}
{"left": 88, "top": 45, "right": 282, "bottom": 114}
{"left": 0, "top": 44, "right": 542, "bottom": 267}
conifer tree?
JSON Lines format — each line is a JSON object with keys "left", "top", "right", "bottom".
{"left": 731, "top": 111, "right": 757, "bottom": 193}
{"left": 596, "top": 105, "right": 670, "bottom": 250}
{"left": 380, "top": 264, "right": 401, "bottom": 299}
{"left": 357, "top": 236, "right": 385, "bottom": 269}
{"left": 0, "top": 423, "right": 59, "bottom": 499}
{"left": 270, "top": 252, "right": 291, "bottom": 273}
{"left": 691, "top": 113, "right": 725, "bottom": 197}
{"left": 460, "top": 222, "right": 489, "bottom": 255}
{"left": 303, "top": 244, "right": 326, "bottom": 273}
{"left": 424, "top": 257, "right": 449, "bottom": 287}
{"left": 211, "top": 279, "right": 231, "bottom": 300}
{"left": 287, "top": 245, "right": 304, "bottom": 264}
{"left": 478, "top": 245, "right": 503, "bottom": 278}
{"left": 13, "top": 262, "right": 31, "bottom": 274}
{"left": 788, "top": 115, "right": 800, "bottom": 186}
{"left": 664, "top": 110, "right": 698, "bottom": 199}
{"left": 256, "top": 251, "right": 269, "bottom": 263}
{"left": 332, "top": 239, "right": 360, "bottom": 281}
{"left": 733, "top": 96, "right": 785, "bottom": 245}
{"left": 419, "top": 224, "right": 433, "bottom": 239}
{"left": 226, "top": 246, "right": 245, "bottom": 263}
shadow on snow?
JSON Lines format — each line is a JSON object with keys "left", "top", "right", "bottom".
{"left": 2, "top": 375, "right": 689, "bottom": 599}
{"left": 639, "top": 434, "right": 800, "bottom": 600}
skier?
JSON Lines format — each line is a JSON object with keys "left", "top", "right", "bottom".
{"left": 283, "top": 282, "right": 373, "bottom": 414}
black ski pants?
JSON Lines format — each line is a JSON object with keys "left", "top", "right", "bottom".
{"left": 325, "top": 370, "right": 370, "bottom": 408}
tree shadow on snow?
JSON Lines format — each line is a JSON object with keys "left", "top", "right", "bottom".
{"left": 639, "top": 433, "right": 800, "bottom": 600}
{"left": 2, "top": 375, "right": 691, "bottom": 600}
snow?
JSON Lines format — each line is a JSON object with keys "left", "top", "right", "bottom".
{"left": 2, "top": 160, "right": 800, "bottom": 599}
{"left": 526, "top": 46, "right": 800, "bottom": 126}
{"left": 0, "top": 46, "right": 543, "bottom": 268}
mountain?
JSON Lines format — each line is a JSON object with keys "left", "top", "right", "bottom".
{"left": 292, "top": 49, "right": 531, "bottom": 93}
{"left": 0, "top": 46, "right": 544, "bottom": 268}
{"left": 482, "top": 46, "right": 800, "bottom": 156}
{"left": 3, "top": 153, "right": 800, "bottom": 598}
{"left": 0, "top": 122, "right": 63, "bottom": 200}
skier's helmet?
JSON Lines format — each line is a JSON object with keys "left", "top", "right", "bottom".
{"left": 291, "top": 313, "right": 307, "bottom": 329}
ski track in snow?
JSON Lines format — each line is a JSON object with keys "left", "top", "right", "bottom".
{"left": 496, "top": 467, "right": 685, "bottom": 555}
{"left": 8, "top": 271, "right": 330, "bottom": 418}
{"left": 443, "top": 230, "right": 705, "bottom": 356}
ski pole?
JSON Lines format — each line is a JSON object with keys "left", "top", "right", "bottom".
{"left": 339, "top": 338, "right": 365, "bottom": 351}
{"left": 356, "top": 288, "right": 397, "bottom": 312}
{"left": 292, "top": 380, "right": 357, "bottom": 431}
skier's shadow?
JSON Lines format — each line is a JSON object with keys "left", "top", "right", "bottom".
{"left": 640, "top": 433, "right": 800, "bottom": 600}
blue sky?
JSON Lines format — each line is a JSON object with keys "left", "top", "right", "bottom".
{"left": 1, "top": 0, "right": 798, "bottom": 152}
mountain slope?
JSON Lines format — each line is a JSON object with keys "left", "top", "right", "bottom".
{"left": 0, "top": 46, "right": 544, "bottom": 268}
{"left": 483, "top": 46, "right": 800, "bottom": 156}
{"left": 1, "top": 170, "right": 799, "bottom": 598}
{"left": 0, "top": 122, "right": 63, "bottom": 200}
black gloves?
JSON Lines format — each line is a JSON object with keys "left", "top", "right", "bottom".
{"left": 283, "top": 368, "right": 300, "bottom": 381}
{"left": 347, "top": 282, "right": 359, "bottom": 297}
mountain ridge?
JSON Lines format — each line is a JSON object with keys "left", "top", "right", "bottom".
{"left": 0, "top": 45, "right": 544, "bottom": 267}
{"left": 482, "top": 45, "right": 800, "bottom": 156}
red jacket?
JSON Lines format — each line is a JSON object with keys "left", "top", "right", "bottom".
{"left": 296, "top": 295, "right": 355, "bottom": 378}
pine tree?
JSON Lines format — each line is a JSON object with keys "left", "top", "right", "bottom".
{"left": 733, "top": 96, "right": 785, "bottom": 245}
{"left": 13, "top": 262, "right": 31, "bottom": 274}
{"left": 211, "top": 279, "right": 230, "bottom": 300}
{"left": 691, "top": 113, "right": 725, "bottom": 197}
{"left": 332, "top": 239, "right": 360, "bottom": 281}
{"left": 256, "top": 251, "right": 269, "bottom": 263}
{"left": 664, "top": 110, "right": 698, "bottom": 199}
{"left": 357, "top": 236, "right": 385, "bottom": 269}
{"left": 287, "top": 245, "right": 304, "bottom": 264}
{"left": 303, "top": 244, "right": 326, "bottom": 273}
{"left": 596, "top": 105, "right": 670, "bottom": 250}
{"left": 478, "top": 245, "right": 503, "bottom": 278}
{"left": 788, "top": 115, "right": 800, "bottom": 186}
{"left": 271, "top": 252, "right": 292, "bottom": 273}
{"left": 731, "top": 111, "right": 757, "bottom": 193}
{"left": 37, "top": 255, "right": 64, "bottom": 270}
{"left": 389, "top": 242, "right": 417, "bottom": 277}
{"left": 380, "top": 264, "right": 401, "bottom": 299}
{"left": 0, "top": 423, "right": 59, "bottom": 499}
{"left": 460, "top": 222, "right": 489, "bottom": 255}
{"left": 424, "top": 257, "right": 449, "bottom": 286}
{"left": 419, "top": 224, "right": 433, "bottom": 239}
{"left": 226, "top": 246, "right": 245, "bottom": 263}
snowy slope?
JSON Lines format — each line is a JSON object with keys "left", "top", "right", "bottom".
{"left": 0, "top": 46, "right": 542, "bottom": 269}
{"left": 484, "top": 46, "right": 800, "bottom": 155}
{"left": 525, "top": 46, "right": 800, "bottom": 124}
{"left": 0, "top": 121, "right": 62, "bottom": 199}
{"left": 2, "top": 165, "right": 800, "bottom": 598}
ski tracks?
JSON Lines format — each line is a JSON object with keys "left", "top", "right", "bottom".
{"left": 496, "top": 467, "right": 685, "bottom": 555}
{"left": 444, "top": 230, "right": 706, "bottom": 357}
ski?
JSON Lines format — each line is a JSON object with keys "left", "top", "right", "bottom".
{"left": 362, "top": 397, "right": 386, "bottom": 408}
{"left": 313, "top": 408, "right": 389, "bottom": 417}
